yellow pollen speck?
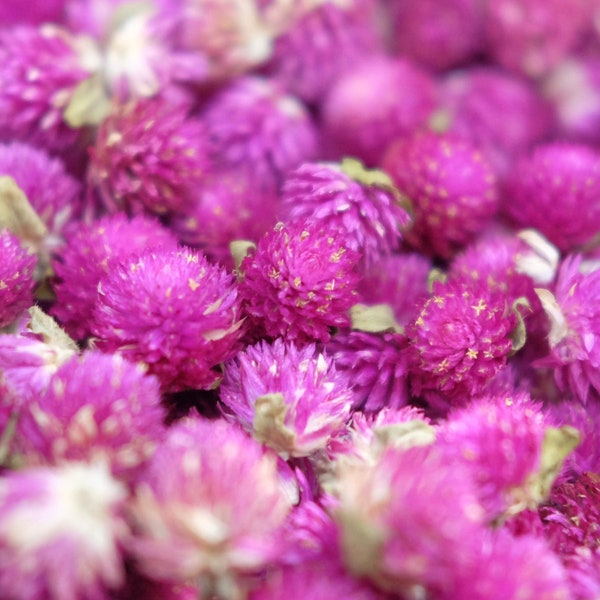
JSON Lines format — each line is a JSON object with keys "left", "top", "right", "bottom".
{"left": 415, "top": 316, "right": 424, "bottom": 326}
{"left": 433, "top": 296, "right": 444, "bottom": 306}
{"left": 484, "top": 350, "right": 494, "bottom": 359}
{"left": 330, "top": 248, "right": 345, "bottom": 263}
{"left": 188, "top": 279, "right": 200, "bottom": 291}
{"left": 300, "top": 230, "right": 310, "bottom": 241}
{"left": 293, "top": 276, "right": 302, "bottom": 287}
{"left": 268, "top": 267, "right": 280, "bottom": 279}
{"left": 471, "top": 299, "right": 487, "bottom": 315}
{"left": 466, "top": 348, "right": 478, "bottom": 359}
{"left": 436, "top": 358, "right": 450, "bottom": 372}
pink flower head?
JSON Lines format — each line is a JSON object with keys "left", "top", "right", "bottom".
{"left": 535, "top": 255, "right": 600, "bottom": 403}
{"left": 407, "top": 279, "right": 518, "bottom": 409}
{"left": 129, "top": 418, "right": 292, "bottom": 589}
{"left": 87, "top": 97, "right": 209, "bottom": 217}
{"left": 503, "top": 142, "right": 600, "bottom": 252}
{"left": 484, "top": 0, "right": 590, "bottom": 78}
{"left": 263, "top": 0, "right": 382, "bottom": 104}
{"left": 440, "top": 66, "right": 554, "bottom": 177}
{"left": 0, "top": 462, "right": 127, "bottom": 600}
{"left": 51, "top": 213, "right": 178, "bottom": 340}
{"left": 382, "top": 131, "right": 499, "bottom": 259}
{"left": 0, "top": 24, "right": 96, "bottom": 152}
{"left": 201, "top": 76, "right": 318, "bottom": 195}
{"left": 321, "top": 56, "right": 438, "bottom": 166}
{"left": 220, "top": 338, "right": 352, "bottom": 458}
{"left": 239, "top": 220, "right": 360, "bottom": 343}
{"left": 334, "top": 444, "right": 485, "bottom": 595}
{"left": 280, "top": 160, "right": 412, "bottom": 269}
{"left": 17, "top": 351, "right": 166, "bottom": 480}
{"left": 0, "top": 229, "right": 36, "bottom": 329}
{"left": 0, "top": 0, "right": 66, "bottom": 26}
{"left": 326, "top": 330, "right": 410, "bottom": 413}
{"left": 92, "top": 246, "right": 245, "bottom": 393}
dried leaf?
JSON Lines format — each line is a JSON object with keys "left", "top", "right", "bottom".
{"left": 253, "top": 393, "right": 295, "bottom": 459}
{"left": 350, "top": 303, "right": 402, "bottom": 334}
{"left": 0, "top": 176, "right": 47, "bottom": 244}
{"left": 535, "top": 288, "right": 568, "bottom": 347}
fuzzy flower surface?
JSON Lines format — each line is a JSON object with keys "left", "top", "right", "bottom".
{"left": 128, "top": 418, "right": 292, "bottom": 589}
{"left": 0, "top": 462, "right": 128, "bottom": 600}
{"left": 92, "top": 246, "right": 245, "bottom": 393}
{"left": 0, "top": 229, "right": 36, "bottom": 329}
{"left": 281, "top": 160, "right": 411, "bottom": 269}
{"left": 383, "top": 131, "right": 499, "bottom": 259}
{"left": 239, "top": 220, "right": 360, "bottom": 343}
{"left": 17, "top": 351, "right": 166, "bottom": 480}
{"left": 220, "top": 338, "right": 352, "bottom": 458}
{"left": 51, "top": 213, "right": 178, "bottom": 340}
{"left": 407, "top": 279, "right": 517, "bottom": 408}
{"left": 503, "top": 143, "right": 600, "bottom": 253}
{"left": 87, "top": 97, "right": 209, "bottom": 217}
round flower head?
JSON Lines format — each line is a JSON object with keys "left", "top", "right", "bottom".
{"left": 503, "top": 142, "right": 600, "bottom": 253}
{"left": 0, "top": 142, "right": 81, "bottom": 236}
{"left": 87, "top": 97, "right": 209, "bottom": 217}
{"left": 382, "top": 131, "right": 499, "bottom": 260}
{"left": 201, "top": 76, "right": 319, "bottom": 195}
{"left": 51, "top": 213, "right": 178, "bottom": 340}
{"left": 321, "top": 56, "right": 438, "bottom": 167}
{"left": 0, "top": 462, "right": 127, "bottom": 600}
{"left": 0, "top": 24, "right": 97, "bottom": 153}
{"left": 0, "top": 229, "right": 36, "bottom": 329}
{"left": 326, "top": 330, "right": 410, "bottom": 413}
{"left": 220, "top": 338, "right": 352, "bottom": 459}
{"left": 334, "top": 444, "right": 485, "bottom": 596}
{"left": 440, "top": 66, "right": 554, "bottom": 177}
{"left": 17, "top": 351, "right": 166, "bottom": 480}
{"left": 407, "top": 279, "right": 518, "bottom": 409}
{"left": 535, "top": 255, "right": 600, "bottom": 403}
{"left": 239, "top": 220, "right": 360, "bottom": 343}
{"left": 388, "top": 0, "right": 484, "bottom": 71}
{"left": 484, "top": 0, "right": 590, "bottom": 78}
{"left": 129, "top": 418, "right": 292, "bottom": 593}
{"left": 281, "top": 160, "right": 411, "bottom": 269}
{"left": 92, "top": 246, "right": 245, "bottom": 393}
{"left": 263, "top": 0, "right": 381, "bottom": 104}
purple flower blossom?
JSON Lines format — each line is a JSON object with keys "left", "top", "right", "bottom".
{"left": 239, "top": 220, "right": 360, "bottom": 343}
{"left": 220, "top": 338, "right": 352, "bottom": 458}
{"left": 92, "top": 246, "right": 245, "bottom": 393}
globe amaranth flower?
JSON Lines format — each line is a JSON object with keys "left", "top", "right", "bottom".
{"left": 201, "top": 76, "right": 318, "bottom": 195}
{"left": 382, "top": 131, "right": 499, "bottom": 260}
{"left": 0, "top": 24, "right": 98, "bottom": 153}
{"left": 92, "top": 246, "right": 245, "bottom": 393}
{"left": 219, "top": 338, "right": 352, "bottom": 459}
{"left": 321, "top": 56, "right": 438, "bottom": 167}
{"left": 0, "top": 229, "right": 36, "bottom": 329}
{"left": 16, "top": 351, "right": 166, "bottom": 480}
{"left": 406, "top": 279, "right": 518, "bottom": 409}
{"left": 0, "top": 462, "right": 127, "bottom": 600}
{"left": 503, "top": 142, "right": 600, "bottom": 253}
{"left": 280, "top": 159, "right": 412, "bottom": 269}
{"left": 238, "top": 220, "right": 361, "bottom": 343}
{"left": 51, "top": 213, "right": 178, "bottom": 340}
{"left": 87, "top": 97, "right": 209, "bottom": 217}
{"left": 128, "top": 418, "right": 292, "bottom": 594}
{"left": 535, "top": 254, "right": 600, "bottom": 404}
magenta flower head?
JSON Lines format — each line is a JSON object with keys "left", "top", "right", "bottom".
{"left": 87, "top": 97, "right": 209, "bottom": 217}
{"left": 382, "top": 131, "right": 499, "bottom": 260}
{"left": 388, "top": 0, "right": 484, "bottom": 70}
{"left": 263, "top": 0, "right": 381, "bottom": 104}
{"left": 280, "top": 159, "right": 412, "bottom": 269}
{"left": 0, "top": 229, "right": 36, "bottom": 329}
{"left": 220, "top": 338, "right": 352, "bottom": 459}
{"left": 321, "top": 56, "right": 438, "bottom": 166}
{"left": 201, "top": 76, "right": 318, "bottom": 195}
{"left": 0, "top": 462, "right": 127, "bottom": 600}
{"left": 503, "top": 142, "right": 600, "bottom": 253}
{"left": 0, "top": 142, "right": 81, "bottom": 236}
{"left": 238, "top": 220, "right": 361, "bottom": 343}
{"left": 51, "top": 213, "right": 178, "bottom": 341}
{"left": 0, "top": 24, "right": 97, "bottom": 153}
{"left": 16, "top": 351, "right": 166, "bottom": 480}
{"left": 0, "top": 0, "right": 66, "bottom": 26}
{"left": 128, "top": 418, "right": 292, "bottom": 593}
{"left": 334, "top": 444, "right": 485, "bottom": 596}
{"left": 92, "top": 246, "right": 245, "bottom": 393}
{"left": 407, "top": 278, "right": 518, "bottom": 409}
{"left": 535, "top": 255, "right": 600, "bottom": 403}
